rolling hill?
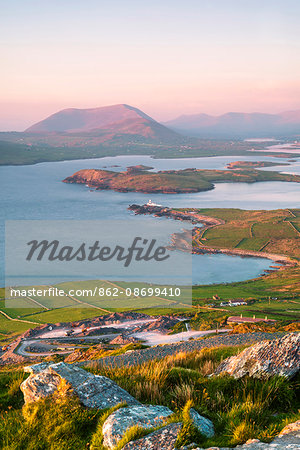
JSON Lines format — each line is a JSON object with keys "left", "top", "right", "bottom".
{"left": 25, "top": 104, "right": 180, "bottom": 143}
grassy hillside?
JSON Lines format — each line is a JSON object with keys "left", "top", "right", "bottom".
{"left": 0, "top": 345, "right": 299, "bottom": 449}
{"left": 179, "top": 208, "right": 299, "bottom": 309}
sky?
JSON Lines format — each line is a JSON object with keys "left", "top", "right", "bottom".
{"left": 0, "top": 0, "right": 299, "bottom": 130}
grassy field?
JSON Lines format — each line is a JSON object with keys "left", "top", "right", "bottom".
{"left": 0, "top": 278, "right": 193, "bottom": 344}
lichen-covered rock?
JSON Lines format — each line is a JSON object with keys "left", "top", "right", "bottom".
{"left": 102, "top": 404, "right": 173, "bottom": 449}
{"left": 24, "top": 362, "right": 53, "bottom": 374}
{"left": 21, "top": 371, "right": 61, "bottom": 403}
{"left": 189, "top": 408, "right": 214, "bottom": 437}
{"left": 213, "top": 333, "right": 300, "bottom": 379}
{"left": 20, "top": 362, "right": 139, "bottom": 408}
{"left": 123, "top": 423, "right": 182, "bottom": 449}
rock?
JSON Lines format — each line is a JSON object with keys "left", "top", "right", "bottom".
{"left": 213, "top": 333, "right": 300, "bottom": 379}
{"left": 189, "top": 408, "right": 214, "bottom": 438}
{"left": 122, "top": 423, "right": 182, "bottom": 449}
{"left": 24, "top": 362, "right": 51, "bottom": 374}
{"left": 102, "top": 404, "right": 173, "bottom": 449}
{"left": 109, "top": 334, "right": 139, "bottom": 345}
{"left": 20, "top": 362, "right": 140, "bottom": 409}
{"left": 179, "top": 444, "right": 203, "bottom": 449}
{"left": 21, "top": 371, "right": 61, "bottom": 403}
{"left": 180, "top": 447, "right": 219, "bottom": 450}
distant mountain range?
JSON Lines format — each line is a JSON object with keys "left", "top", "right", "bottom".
{"left": 1, "top": 104, "right": 299, "bottom": 165}
{"left": 25, "top": 104, "right": 179, "bottom": 143}
{"left": 24, "top": 105, "right": 300, "bottom": 141}
{"left": 164, "top": 110, "right": 300, "bottom": 138}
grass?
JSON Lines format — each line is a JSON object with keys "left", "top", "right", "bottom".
{"left": 88, "top": 345, "right": 300, "bottom": 448}
{"left": 0, "top": 392, "right": 101, "bottom": 449}
{"left": 0, "top": 344, "right": 298, "bottom": 448}
{"left": 190, "top": 208, "right": 300, "bottom": 309}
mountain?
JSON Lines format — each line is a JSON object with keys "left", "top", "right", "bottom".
{"left": 25, "top": 104, "right": 179, "bottom": 142}
{"left": 164, "top": 110, "right": 300, "bottom": 137}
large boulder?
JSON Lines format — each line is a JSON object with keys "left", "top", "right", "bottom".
{"left": 20, "top": 362, "right": 140, "bottom": 409}
{"left": 123, "top": 423, "right": 182, "bottom": 449}
{"left": 213, "top": 333, "right": 300, "bottom": 379}
{"left": 121, "top": 410, "right": 214, "bottom": 450}
{"left": 102, "top": 404, "right": 173, "bottom": 449}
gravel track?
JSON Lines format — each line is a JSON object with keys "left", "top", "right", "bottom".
{"left": 81, "top": 332, "right": 285, "bottom": 368}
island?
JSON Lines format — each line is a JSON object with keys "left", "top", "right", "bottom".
{"left": 63, "top": 165, "right": 300, "bottom": 194}
{"left": 225, "top": 160, "right": 289, "bottom": 169}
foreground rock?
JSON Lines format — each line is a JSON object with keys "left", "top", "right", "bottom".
{"left": 214, "top": 333, "right": 300, "bottom": 379}
{"left": 102, "top": 404, "right": 173, "bottom": 449}
{"left": 123, "top": 423, "right": 182, "bottom": 449}
{"left": 20, "top": 362, "right": 139, "bottom": 408}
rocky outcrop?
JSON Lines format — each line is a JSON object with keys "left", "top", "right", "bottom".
{"left": 20, "top": 362, "right": 139, "bottom": 408}
{"left": 0, "top": 337, "right": 29, "bottom": 365}
{"left": 109, "top": 334, "right": 139, "bottom": 345}
{"left": 213, "top": 333, "right": 300, "bottom": 379}
{"left": 132, "top": 315, "right": 180, "bottom": 334}
{"left": 102, "top": 404, "right": 173, "bottom": 449}
{"left": 189, "top": 408, "right": 214, "bottom": 438}
{"left": 128, "top": 204, "right": 222, "bottom": 227}
{"left": 123, "top": 423, "right": 182, "bottom": 449}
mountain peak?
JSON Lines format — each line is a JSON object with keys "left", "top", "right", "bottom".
{"left": 25, "top": 104, "right": 157, "bottom": 133}
{"left": 24, "top": 104, "right": 179, "bottom": 143}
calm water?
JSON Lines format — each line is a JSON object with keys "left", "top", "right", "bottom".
{"left": 1, "top": 155, "right": 299, "bottom": 286}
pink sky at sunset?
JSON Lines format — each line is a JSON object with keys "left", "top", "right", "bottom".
{"left": 0, "top": 0, "right": 299, "bottom": 130}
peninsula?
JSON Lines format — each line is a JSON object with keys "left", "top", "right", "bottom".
{"left": 129, "top": 204, "right": 300, "bottom": 300}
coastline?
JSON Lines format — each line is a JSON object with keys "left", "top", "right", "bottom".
{"left": 129, "top": 204, "right": 296, "bottom": 272}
